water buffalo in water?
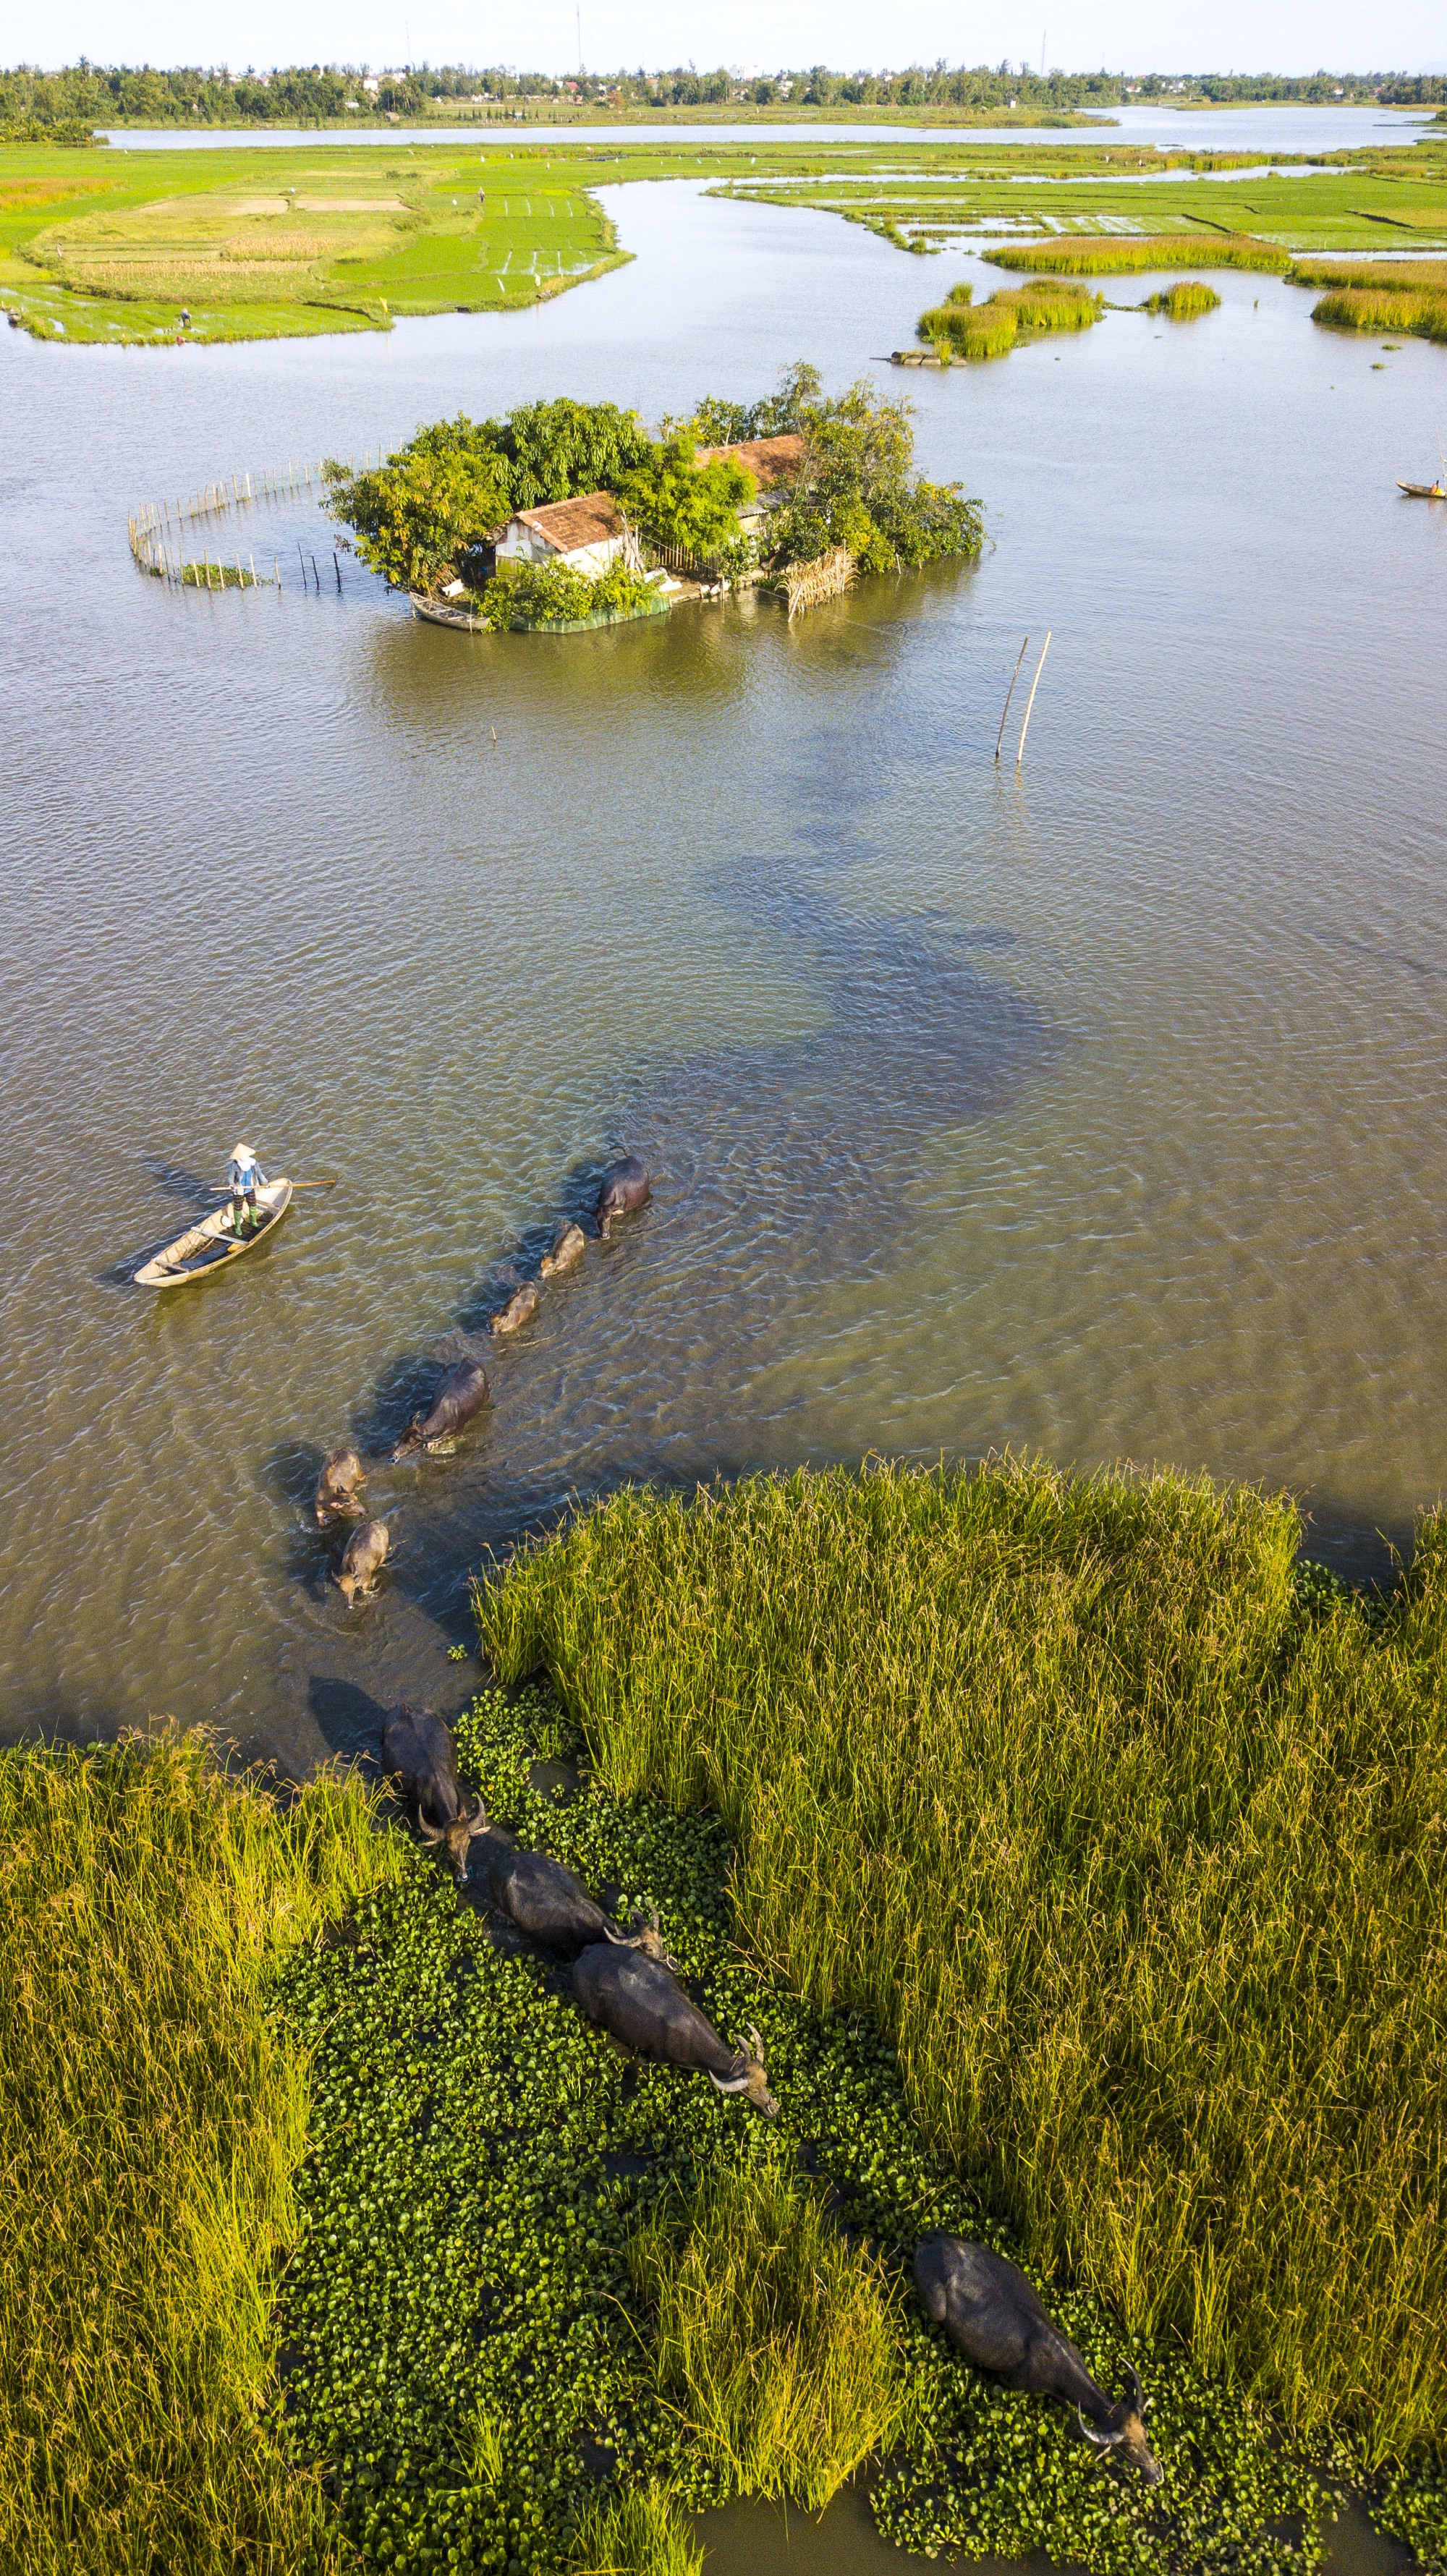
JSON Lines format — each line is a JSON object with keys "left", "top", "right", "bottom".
{"left": 335, "top": 1516, "right": 390, "bottom": 1606}
{"left": 912, "top": 2237, "right": 1163, "bottom": 2484}
{"left": 540, "top": 1222, "right": 587, "bottom": 1279}
{"left": 381, "top": 1704, "right": 488, "bottom": 1884}
{"left": 314, "top": 1446, "right": 366, "bottom": 1526}
{"left": 571, "top": 1944, "right": 776, "bottom": 2114}
{"left": 391, "top": 1357, "right": 490, "bottom": 1460}
{"left": 594, "top": 1157, "right": 650, "bottom": 1239}
{"left": 471, "top": 1814, "right": 671, "bottom": 1960}
{"left": 491, "top": 1282, "right": 540, "bottom": 1336}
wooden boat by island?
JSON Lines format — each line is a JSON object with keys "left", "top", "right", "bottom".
{"left": 1398, "top": 479, "right": 1446, "bottom": 499}
{"left": 134, "top": 1178, "right": 294, "bottom": 1286}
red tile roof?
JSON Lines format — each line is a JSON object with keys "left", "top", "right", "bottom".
{"left": 509, "top": 491, "right": 625, "bottom": 553}
{"left": 692, "top": 433, "right": 805, "bottom": 490}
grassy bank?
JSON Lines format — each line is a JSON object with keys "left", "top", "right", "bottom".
{"left": 1289, "top": 258, "right": 1447, "bottom": 342}
{"left": 988, "top": 231, "right": 1289, "bottom": 273}
{"left": 479, "top": 1458, "right": 1447, "bottom": 2468}
{"left": 918, "top": 274, "right": 1103, "bottom": 357}
{"left": 0, "top": 1728, "right": 402, "bottom": 2576}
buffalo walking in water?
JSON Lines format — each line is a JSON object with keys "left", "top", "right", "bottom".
{"left": 381, "top": 1704, "right": 488, "bottom": 1884}
{"left": 335, "top": 1516, "right": 390, "bottom": 1606}
{"left": 472, "top": 1815, "right": 671, "bottom": 1960}
{"left": 540, "top": 1222, "right": 587, "bottom": 1278}
{"left": 392, "top": 1356, "right": 490, "bottom": 1460}
{"left": 912, "top": 2237, "right": 1162, "bottom": 2484}
{"left": 593, "top": 1157, "right": 650, "bottom": 1239}
{"left": 491, "top": 1283, "right": 540, "bottom": 1336}
{"left": 571, "top": 1944, "right": 776, "bottom": 2115}
{"left": 314, "top": 1446, "right": 367, "bottom": 1526}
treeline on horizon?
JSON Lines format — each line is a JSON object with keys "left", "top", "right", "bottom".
{"left": 1, "top": 57, "right": 1445, "bottom": 130}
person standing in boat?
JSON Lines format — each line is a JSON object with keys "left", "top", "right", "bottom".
{"left": 226, "top": 1141, "right": 267, "bottom": 1236}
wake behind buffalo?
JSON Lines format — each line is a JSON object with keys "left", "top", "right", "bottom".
{"left": 311, "top": 1155, "right": 650, "bottom": 1594}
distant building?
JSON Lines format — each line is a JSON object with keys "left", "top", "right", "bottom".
{"left": 494, "top": 492, "right": 628, "bottom": 574}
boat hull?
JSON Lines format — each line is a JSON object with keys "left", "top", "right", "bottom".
{"left": 134, "top": 1178, "right": 294, "bottom": 1286}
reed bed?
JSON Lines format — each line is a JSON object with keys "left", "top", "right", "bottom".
{"left": 0, "top": 1727, "right": 402, "bottom": 2576}
{"left": 1144, "top": 281, "right": 1221, "bottom": 318}
{"left": 988, "top": 233, "right": 1289, "bottom": 273}
{"left": 1288, "top": 257, "right": 1447, "bottom": 292}
{"left": 480, "top": 1456, "right": 1447, "bottom": 2463}
{"left": 1310, "top": 285, "right": 1447, "bottom": 341}
{"left": 575, "top": 2486, "right": 703, "bottom": 2576}
{"left": 920, "top": 274, "right": 1102, "bottom": 359}
{"left": 632, "top": 2168, "right": 909, "bottom": 2509}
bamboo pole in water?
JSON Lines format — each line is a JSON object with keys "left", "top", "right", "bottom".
{"left": 1016, "top": 632, "right": 1051, "bottom": 769}
{"left": 994, "top": 635, "right": 1030, "bottom": 764}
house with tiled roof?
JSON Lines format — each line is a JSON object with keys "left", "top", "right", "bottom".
{"left": 692, "top": 434, "right": 804, "bottom": 540}
{"left": 494, "top": 491, "right": 629, "bottom": 576}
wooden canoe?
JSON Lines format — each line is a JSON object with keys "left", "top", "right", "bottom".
{"left": 134, "top": 1178, "right": 294, "bottom": 1287}
{"left": 1398, "top": 480, "right": 1446, "bottom": 499}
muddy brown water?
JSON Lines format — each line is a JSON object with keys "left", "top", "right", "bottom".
{"left": 2, "top": 156, "right": 1441, "bottom": 2573}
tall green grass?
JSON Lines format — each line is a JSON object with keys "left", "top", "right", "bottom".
{"left": 919, "top": 276, "right": 1102, "bottom": 359}
{"left": 631, "top": 2168, "right": 908, "bottom": 2509}
{"left": 1144, "top": 280, "right": 1221, "bottom": 318}
{"left": 1310, "top": 285, "right": 1447, "bottom": 342}
{"left": 1288, "top": 257, "right": 1447, "bottom": 292}
{"left": 480, "top": 1457, "right": 1447, "bottom": 2462}
{"left": 0, "top": 1727, "right": 404, "bottom": 2576}
{"left": 988, "top": 233, "right": 1289, "bottom": 273}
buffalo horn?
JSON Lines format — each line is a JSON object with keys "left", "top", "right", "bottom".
{"left": 417, "top": 1819, "right": 446, "bottom": 1845}
{"left": 1079, "top": 2408, "right": 1116, "bottom": 2447}
{"left": 708, "top": 2070, "right": 752, "bottom": 2095}
{"left": 1124, "top": 2363, "right": 1145, "bottom": 2410}
{"left": 747, "top": 2025, "right": 764, "bottom": 2065}
{"left": 467, "top": 1795, "right": 489, "bottom": 1835}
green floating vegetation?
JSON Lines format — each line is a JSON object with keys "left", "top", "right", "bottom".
{"left": 922, "top": 272, "right": 1103, "bottom": 359}
{"left": 988, "top": 231, "right": 1291, "bottom": 273}
{"left": 271, "top": 1680, "right": 1389, "bottom": 2576}
{"left": 179, "top": 558, "right": 260, "bottom": 587}
{"left": 1311, "top": 286, "right": 1447, "bottom": 340}
{"left": 1143, "top": 279, "right": 1222, "bottom": 316}
{"left": 0, "top": 1728, "right": 404, "bottom": 2576}
{"left": 480, "top": 1457, "right": 1447, "bottom": 2478}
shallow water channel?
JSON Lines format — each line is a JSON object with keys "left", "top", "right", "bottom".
{"left": 3, "top": 169, "right": 1447, "bottom": 1771}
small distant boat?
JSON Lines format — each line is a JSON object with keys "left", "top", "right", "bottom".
{"left": 1398, "top": 479, "right": 1446, "bottom": 499}
{"left": 134, "top": 1178, "right": 294, "bottom": 1287}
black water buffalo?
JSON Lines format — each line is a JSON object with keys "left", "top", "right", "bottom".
{"left": 472, "top": 1819, "right": 671, "bottom": 1960}
{"left": 912, "top": 2237, "right": 1162, "bottom": 2484}
{"left": 314, "top": 1445, "right": 367, "bottom": 1526}
{"left": 335, "top": 1516, "right": 389, "bottom": 1605}
{"left": 570, "top": 1944, "right": 776, "bottom": 2114}
{"left": 391, "top": 1357, "right": 490, "bottom": 1460}
{"left": 491, "top": 1282, "right": 540, "bottom": 1336}
{"left": 540, "top": 1221, "right": 587, "bottom": 1279}
{"left": 381, "top": 1704, "right": 488, "bottom": 1884}
{"left": 594, "top": 1157, "right": 650, "bottom": 1239}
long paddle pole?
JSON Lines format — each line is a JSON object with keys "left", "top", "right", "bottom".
{"left": 994, "top": 634, "right": 1029, "bottom": 763}
{"left": 1016, "top": 631, "right": 1051, "bottom": 770}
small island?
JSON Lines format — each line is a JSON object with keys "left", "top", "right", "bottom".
{"left": 323, "top": 365, "right": 985, "bottom": 630}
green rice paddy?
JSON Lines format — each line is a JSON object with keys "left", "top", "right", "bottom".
{"left": 5, "top": 124, "right": 1447, "bottom": 346}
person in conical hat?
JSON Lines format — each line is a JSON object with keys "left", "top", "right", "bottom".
{"left": 225, "top": 1140, "right": 268, "bottom": 1236}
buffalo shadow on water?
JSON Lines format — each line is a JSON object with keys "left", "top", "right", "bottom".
{"left": 281, "top": 841, "right": 1061, "bottom": 1780}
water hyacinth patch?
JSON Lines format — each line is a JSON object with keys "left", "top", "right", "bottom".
{"left": 268, "top": 1683, "right": 1416, "bottom": 2576}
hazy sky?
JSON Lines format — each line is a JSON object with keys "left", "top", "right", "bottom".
{"left": 29, "top": 0, "right": 1443, "bottom": 77}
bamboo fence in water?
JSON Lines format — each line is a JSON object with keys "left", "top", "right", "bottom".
{"left": 126, "top": 451, "right": 382, "bottom": 587}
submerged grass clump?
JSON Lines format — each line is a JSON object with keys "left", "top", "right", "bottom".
{"left": 1144, "top": 280, "right": 1221, "bottom": 318}
{"left": 919, "top": 273, "right": 1103, "bottom": 359}
{"left": 0, "top": 1727, "right": 403, "bottom": 2576}
{"left": 633, "top": 2167, "right": 909, "bottom": 2508}
{"left": 480, "top": 1457, "right": 1447, "bottom": 2470}
{"left": 988, "top": 232, "right": 1289, "bottom": 274}
{"left": 1309, "top": 284, "right": 1447, "bottom": 343}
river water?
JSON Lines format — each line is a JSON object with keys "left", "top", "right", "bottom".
{"left": 1, "top": 171, "right": 1446, "bottom": 1777}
